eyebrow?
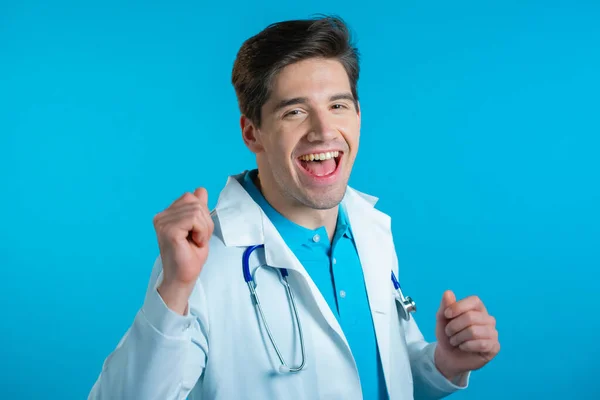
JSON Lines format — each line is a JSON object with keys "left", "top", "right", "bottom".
{"left": 272, "top": 92, "right": 355, "bottom": 113}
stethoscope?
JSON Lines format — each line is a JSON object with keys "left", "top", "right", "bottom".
{"left": 243, "top": 244, "right": 417, "bottom": 374}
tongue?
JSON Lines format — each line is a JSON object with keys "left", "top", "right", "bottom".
{"left": 301, "top": 159, "right": 336, "bottom": 176}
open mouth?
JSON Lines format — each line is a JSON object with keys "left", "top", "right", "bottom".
{"left": 297, "top": 151, "right": 343, "bottom": 178}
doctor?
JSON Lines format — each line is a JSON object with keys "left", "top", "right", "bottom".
{"left": 89, "top": 16, "right": 499, "bottom": 400}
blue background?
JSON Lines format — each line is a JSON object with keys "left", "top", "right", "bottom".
{"left": 1, "top": 1, "right": 599, "bottom": 399}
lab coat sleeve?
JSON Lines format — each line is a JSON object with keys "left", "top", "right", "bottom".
{"left": 88, "top": 257, "right": 209, "bottom": 400}
{"left": 402, "top": 314, "right": 470, "bottom": 400}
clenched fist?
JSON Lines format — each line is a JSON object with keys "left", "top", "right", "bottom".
{"left": 153, "top": 188, "right": 214, "bottom": 315}
{"left": 434, "top": 290, "right": 500, "bottom": 380}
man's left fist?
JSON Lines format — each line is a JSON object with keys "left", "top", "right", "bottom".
{"left": 433, "top": 290, "right": 500, "bottom": 380}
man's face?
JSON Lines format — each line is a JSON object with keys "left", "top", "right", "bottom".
{"left": 244, "top": 57, "right": 361, "bottom": 210}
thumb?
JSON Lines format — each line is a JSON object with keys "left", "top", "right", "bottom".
{"left": 437, "top": 290, "right": 456, "bottom": 320}
{"left": 193, "top": 187, "right": 208, "bottom": 205}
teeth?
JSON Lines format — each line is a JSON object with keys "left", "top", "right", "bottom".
{"left": 299, "top": 151, "right": 340, "bottom": 162}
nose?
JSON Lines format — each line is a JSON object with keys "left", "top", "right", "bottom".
{"left": 306, "top": 110, "right": 337, "bottom": 142}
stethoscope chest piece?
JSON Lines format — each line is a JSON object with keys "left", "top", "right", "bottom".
{"left": 391, "top": 271, "right": 417, "bottom": 321}
{"left": 395, "top": 295, "right": 417, "bottom": 321}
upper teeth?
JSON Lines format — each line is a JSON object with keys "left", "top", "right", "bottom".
{"left": 299, "top": 151, "right": 340, "bottom": 161}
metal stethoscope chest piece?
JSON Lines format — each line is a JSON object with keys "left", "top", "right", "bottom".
{"left": 391, "top": 271, "right": 416, "bottom": 321}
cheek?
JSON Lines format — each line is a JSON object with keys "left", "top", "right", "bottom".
{"left": 264, "top": 134, "right": 295, "bottom": 165}
{"left": 343, "top": 127, "right": 360, "bottom": 148}
{"left": 274, "top": 130, "right": 299, "bottom": 155}
{"left": 340, "top": 116, "right": 360, "bottom": 137}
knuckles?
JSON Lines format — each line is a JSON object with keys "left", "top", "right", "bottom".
{"left": 473, "top": 325, "right": 491, "bottom": 340}
{"left": 446, "top": 311, "right": 487, "bottom": 336}
{"left": 480, "top": 341, "right": 494, "bottom": 353}
{"left": 181, "top": 192, "right": 198, "bottom": 202}
{"left": 152, "top": 212, "right": 161, "bottom": 227}
{"left": 469, "top": 295, "right": 482, "bottom": 307}
{"left": 464, "top": 311, "right": 477, "bottom": 325}
{"left": 152, "top": 194, "right": 214, "bottom": 240}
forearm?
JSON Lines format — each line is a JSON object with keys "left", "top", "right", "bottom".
{"left": 400, "top": 314, "right": 469, "bottom": 400}
{"left": 88, "top": 300, "right": 205, "bottom": 400}
{"left": 157, "top": 278, "right": 196, "bottom": 315}
{"left": 89, "top": 259, "right": 209, "bottom": 400}
{"left": 433, "top": 345, "right": 469, "bottom": 385}
{"left": 410, "top": 342, "right": 469, "bottom": 400}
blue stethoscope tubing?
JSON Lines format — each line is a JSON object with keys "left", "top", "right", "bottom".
{"left": 242, "top": 243, "right": 416, "bottom": 373}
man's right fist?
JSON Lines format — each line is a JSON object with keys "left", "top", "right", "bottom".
{"left": 153, "top": 188, "right": 214, "bottom": 314}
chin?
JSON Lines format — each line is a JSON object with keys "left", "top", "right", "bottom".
{"left": 299, "top": 185, "right": 347, "bottom": 210}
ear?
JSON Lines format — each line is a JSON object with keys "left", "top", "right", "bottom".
{"left": 240, "top": 115, "right": 264, "bottom": 153}
{"left": 356, "top": 101, "right": 362, "bottom": 129}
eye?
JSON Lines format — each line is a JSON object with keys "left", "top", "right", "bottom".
{"left": 283, "top": 109, "right": 303, "bottom": 118}
{"left": 331, "top": 103, "right": 348, "bottom": 110}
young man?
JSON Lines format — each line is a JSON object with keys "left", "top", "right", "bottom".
{"left": 89, "top": 16, "right": 499, "bottom": 400}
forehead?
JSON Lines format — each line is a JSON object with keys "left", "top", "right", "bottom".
{"left": 268, "top": 58, "right": 352, "bottom": 102}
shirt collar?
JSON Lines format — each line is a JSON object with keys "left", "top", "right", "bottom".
{"left": 241, "top": 169, "right": 352, "bottom": 251}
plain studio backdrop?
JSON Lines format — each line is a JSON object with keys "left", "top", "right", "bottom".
{"left": 1, "top": 1, "right": 598, "bottom": 399}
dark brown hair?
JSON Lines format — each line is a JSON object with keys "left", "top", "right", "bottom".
{"left": 231, "top": 15, "right": 360, "bottom": 127}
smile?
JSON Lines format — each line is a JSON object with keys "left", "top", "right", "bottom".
{"left": 298, "top": 151, "right": 340, "bottom": 162}
{"left": 296, "top": 150, "right": 343, "bottom": 179}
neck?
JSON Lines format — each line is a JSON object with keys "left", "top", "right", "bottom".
{"left": 254, "top": 173, "right": 338, "bottom": 242}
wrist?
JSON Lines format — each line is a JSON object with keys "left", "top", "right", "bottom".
{"left": 434, "top": 345, "right": 463, "bottom": 381}
{"left": 157, "top": 280, "right": 194, "bottom": 315}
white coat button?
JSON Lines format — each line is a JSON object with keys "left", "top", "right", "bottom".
{"left": 312, "top": 234, "right": 320, "bottom": 243}
{"left": 339, "top": 290, "right": 346, "bottom": 298}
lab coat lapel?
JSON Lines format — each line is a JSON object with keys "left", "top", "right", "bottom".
{"left": 262, "top": 216, "right": 350, "bottom": 350}
{"left": 214, "top": 174, "right": 266, "bottom": 247}
{"left": 344, "top": 189, "right": 393, "bottom": 388}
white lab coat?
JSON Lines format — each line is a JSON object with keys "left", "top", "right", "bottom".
{"left": 89, "top": 172, "right": 469, "bottom": 400}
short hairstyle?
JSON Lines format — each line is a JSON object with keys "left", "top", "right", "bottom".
{"left": 231, "top": 16, "right": 360, "bottom": 127}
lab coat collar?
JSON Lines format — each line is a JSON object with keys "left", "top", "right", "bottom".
{"left": 212, "top": 172, "right": 266, "bottom": 247}
{"left": 213, "top": 171, "right": 380, "bottom": 249}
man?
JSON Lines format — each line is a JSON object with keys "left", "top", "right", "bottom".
{"left": 89, "top": 16, "right": 499, "bottom": 400}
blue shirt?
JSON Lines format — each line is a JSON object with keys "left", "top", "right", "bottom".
{"left": 241, "top": 170, "right": 388, "bottom": 400}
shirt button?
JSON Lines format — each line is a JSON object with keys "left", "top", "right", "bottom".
{"left": 312, "top": 234, "right": 320, "bottom": 243}
{"left": 339, "top": 290, "right": 346, "bottom": 298}
{"left": 332, "top": 258, "right": 337, "bottom": 265}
